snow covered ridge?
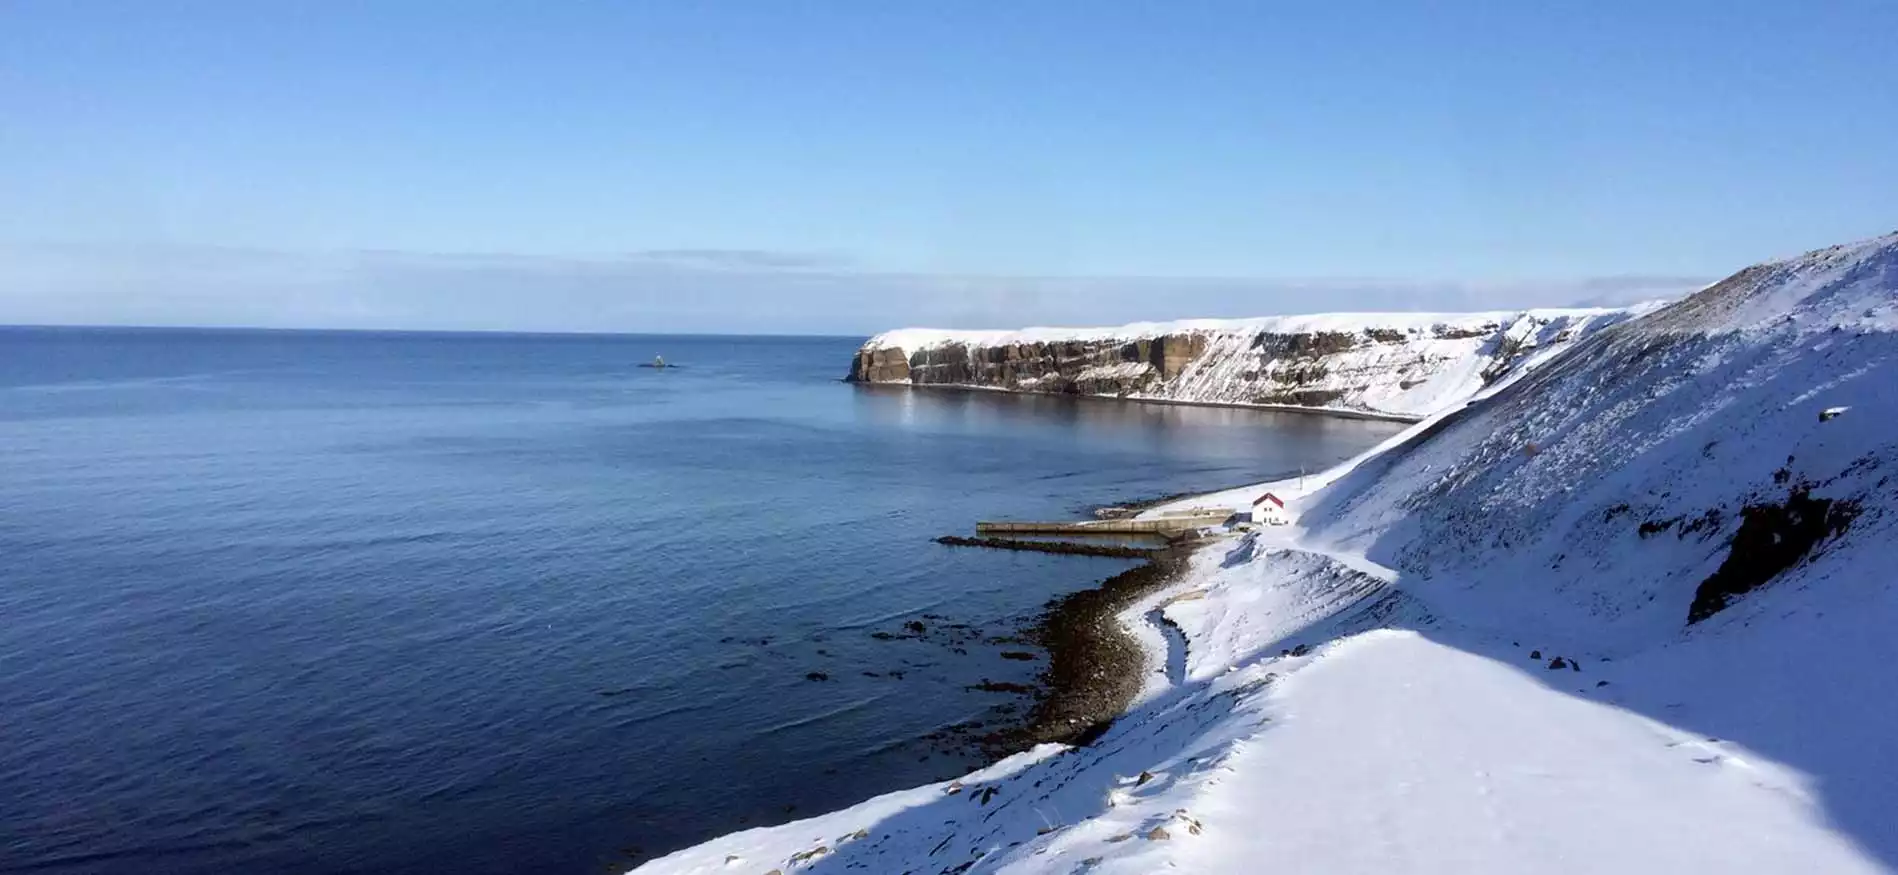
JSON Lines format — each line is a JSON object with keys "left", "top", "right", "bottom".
{"left": 639, "top": 233, "right": 1898, "bottom": 875}
{"left": 847, "top": 307, "right": 1661, "bottom": 420}
{"left": 1637, "top": 230, "right": 1898, "bottom": 336}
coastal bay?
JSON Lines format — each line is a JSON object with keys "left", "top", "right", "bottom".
{"left": 0, "top": 328, "right": 1401, "bottom": 875}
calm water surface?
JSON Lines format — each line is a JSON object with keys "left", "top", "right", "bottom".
{"left": 0, "top": 328, "right": 1404, "bottom": 874}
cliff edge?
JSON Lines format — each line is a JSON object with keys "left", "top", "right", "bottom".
{"left": 846, "top": 308, "right": 1659, "bottom": 420}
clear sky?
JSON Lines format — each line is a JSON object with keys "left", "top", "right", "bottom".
{"left": 2, "top": 1, "right": 1894, "bottom": 334}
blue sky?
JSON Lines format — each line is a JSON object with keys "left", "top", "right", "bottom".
{"left": 2, "top": 2, "right": 1894, "bottom": 333}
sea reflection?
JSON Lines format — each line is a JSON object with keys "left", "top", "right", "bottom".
{"left": 849, "top": 383, "right": 1403, "bottom": 466}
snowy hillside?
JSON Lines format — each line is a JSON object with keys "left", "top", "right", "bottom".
{"left": 849, "top": 308, "right": 1658, "bottom": 420}
{"left": 642, "top": 232, "right": 1898, "bottom": 874}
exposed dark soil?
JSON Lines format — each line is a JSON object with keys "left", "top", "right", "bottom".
{"left": 1687, "top": 488, "right": 1862, "bottom": 623}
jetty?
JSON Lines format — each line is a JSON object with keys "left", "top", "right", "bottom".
{"left": 934, "top": 536, "right": 1162, "bottom": 559}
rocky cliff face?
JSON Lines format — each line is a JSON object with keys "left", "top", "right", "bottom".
{"left": 850, "top": 333, "right": 1208, "bottom": 396}
{"left": 847, "top": 309, "right": 1656, "bottom": 420}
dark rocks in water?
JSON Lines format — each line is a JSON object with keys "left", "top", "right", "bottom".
{"left": 1000, "top": 651, "right": 1038, "bottom": 661}
{"left": 1095, "top": 487, "right": 1205, "bottom": 518}
{"left": 934, "top": 535, "right": 1161, "bottom": 559}
{"left": 1530, "top": 650, "right": 1542, "bottom": 660}
{"left": 1548, "top": 657, "right": 1569, "bottom": 670}
{"left": 969, "top": 680, "right": 1035, "bottom": 695}
{"left": 1288, "top": 643, "right": 1313, "bottom": 657}
{"left": 904, "top": 620, "right": 927, "bottom": 634}
{"left": 870, "top": 630, "right": 897, "bottom": 640}
{"left": 1687, "top": 489, "right": 1862, "bottom": 623}
{"left": 804, "top": 672, "right": 830, "bottom": 682}
{"left": 1597, "top": 680, "right": 1611, "bottom": 688}
{"left": 929, "top": 554, "right": 1189, "bottom": 758}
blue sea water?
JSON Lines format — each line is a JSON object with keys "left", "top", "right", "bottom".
{"left": 0, "top": 327, "right": 1404, "bottom": 874}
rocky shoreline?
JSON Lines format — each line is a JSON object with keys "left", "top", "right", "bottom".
{"left": 933, "top": 534, "right": 1164, "bottom": 559}
{"left": 975, "top": 541, "right": 1196, "bottom": 755}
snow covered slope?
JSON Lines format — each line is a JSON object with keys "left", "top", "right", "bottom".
{"left": 641, "top": 232, "right": 1898, "bottom": 874}
{"left": 1297, "top": 232, "right": 1898, "bottom": 642}
{"left": 848, "top": 308, "right": 1656, "bottom": 420}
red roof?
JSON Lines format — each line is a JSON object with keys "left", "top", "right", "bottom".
{"left": 1253, "top": 492, "right": 1285, "bottom": 508}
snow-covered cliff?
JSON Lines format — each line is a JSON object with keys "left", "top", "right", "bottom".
{"left": 639, "top": 232, "right": 1898, "bottom": 874}
{"left": 847, "top": 308, "right": 1656, "bottom": 420}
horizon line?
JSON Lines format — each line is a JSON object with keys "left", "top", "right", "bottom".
{"left": 0, "top": 322, "right": 874, "bottom": 341}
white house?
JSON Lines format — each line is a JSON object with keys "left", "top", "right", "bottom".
{"left": 1252, "top": 492, "right": 1290, "bottom": 525}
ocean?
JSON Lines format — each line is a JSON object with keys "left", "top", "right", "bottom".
{"left": 0, "top": 327, "right": 1405, "bottom": 874}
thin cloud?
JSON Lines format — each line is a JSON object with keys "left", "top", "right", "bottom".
{"left": 0, "top": 242, "right": 1711, "bottom": 335}
{"left": 632, "top": 248, "right": 848, "bottom": 271}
